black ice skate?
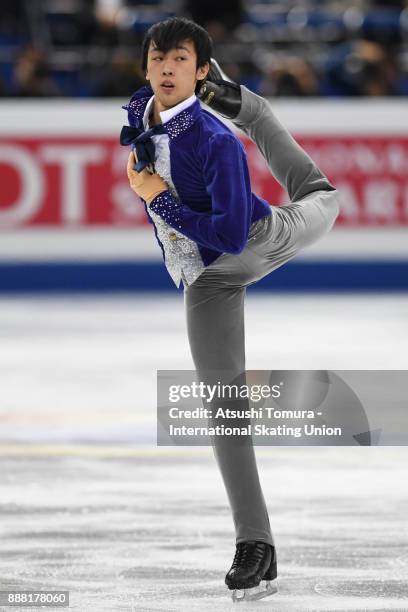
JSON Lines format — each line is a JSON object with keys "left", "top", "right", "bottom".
{"left": 198, "top": 58, "right": 242, "bottom": 120}
{"left": 225, "top": 540, "right": 278, "bottom": 602}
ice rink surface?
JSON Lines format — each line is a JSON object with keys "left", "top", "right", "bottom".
{"left": 0, "top": 293, "right": 407, "bottom": 611}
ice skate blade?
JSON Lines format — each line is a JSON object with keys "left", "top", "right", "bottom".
{"left": 231, "top": 579, "right": 277, "bottom": 602}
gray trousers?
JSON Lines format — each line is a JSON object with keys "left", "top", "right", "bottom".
{"left": 183, "top": 87, "right": 340, "bottom": 546}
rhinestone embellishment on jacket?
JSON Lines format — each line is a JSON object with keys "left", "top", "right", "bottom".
{"left": 164, "top": 110, "right": 195, "bottom": 139}
{"left": 122, "top": 96, "right": 151, "bottom": 119}
{"left": 149, "top": 192, "right": 182, "bottom": 227}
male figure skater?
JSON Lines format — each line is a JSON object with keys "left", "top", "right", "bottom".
{"left": 122, "top": 16, "right": 339, "bottom": 602}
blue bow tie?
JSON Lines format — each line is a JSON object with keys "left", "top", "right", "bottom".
{"left": 120, "top": 124, "right": 166, "bottom": 172}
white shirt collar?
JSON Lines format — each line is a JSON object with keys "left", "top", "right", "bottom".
{"left": 143, "top": 93, "right": 197, "bottom": 129}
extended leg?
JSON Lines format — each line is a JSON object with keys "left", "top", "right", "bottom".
{"left": 233, "top": 87, "right": 340, "bottom": 257}
{"left": 234, "top": 86, "right": 335, "bottom": 202}
{"left": 199, "top": 61, "right": 336, "bottom": 202}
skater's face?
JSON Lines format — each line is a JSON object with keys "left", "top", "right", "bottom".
{"left": 145, "top": 40, "right": 209, "bottom": 113}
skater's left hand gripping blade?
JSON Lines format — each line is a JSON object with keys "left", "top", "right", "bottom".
{"left": 127, "top": 150, "right": 168, "bottom": 203}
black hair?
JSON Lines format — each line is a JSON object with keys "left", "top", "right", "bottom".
{"left": 141, "top": 17, "right": 212, "bottom": 91}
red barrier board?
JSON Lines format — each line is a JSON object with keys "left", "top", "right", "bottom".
{"left": 0, "top": 135, "right": 407, "bottom": 227}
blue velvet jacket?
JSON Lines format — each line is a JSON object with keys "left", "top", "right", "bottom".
{"left": 123, "top": 85, "right": 272, "bottom": 269}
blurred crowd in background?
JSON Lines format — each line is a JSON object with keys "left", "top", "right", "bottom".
{"left": 1, "top": 0, "right": 407, "bottom": 98}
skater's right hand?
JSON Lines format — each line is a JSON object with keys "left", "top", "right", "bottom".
{"left": 127, "top": 151, "right": 168, "bottom": 203}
